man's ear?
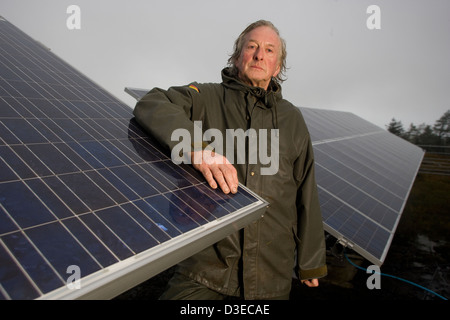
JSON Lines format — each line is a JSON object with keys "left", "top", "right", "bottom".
{"left": 273, "top": 64, "right": 281, "bottom": 78}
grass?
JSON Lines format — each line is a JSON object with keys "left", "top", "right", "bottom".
{"left": 363, "top": 152, "right": 450, "bottom": 300}
{"left": 397, "top": 173, "right": 450, "bottom": 243}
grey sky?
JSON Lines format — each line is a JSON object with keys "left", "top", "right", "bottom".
{"left": 1, "top": 0, "right": 449, "bottom": 129}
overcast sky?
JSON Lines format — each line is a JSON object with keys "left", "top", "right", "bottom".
{"left": 1, "top": 0, "right": 449, "bottom": 129}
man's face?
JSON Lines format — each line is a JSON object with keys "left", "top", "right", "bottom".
{"left": 236, "top": 26, "right": 281, "bottom": 90}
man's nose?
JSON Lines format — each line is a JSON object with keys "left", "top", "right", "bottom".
{"left": 254, "top": 47, "right": 264, "bottom": 60}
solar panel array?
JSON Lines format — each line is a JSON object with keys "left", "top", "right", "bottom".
{"left": 0, "top": 15, "right": 424, "bottom": 300}
{"left": 0, "top": 17, "right": 267, "bottom": 300}
{"left": 301, "top": 108, "right": 424, "bottom": 265}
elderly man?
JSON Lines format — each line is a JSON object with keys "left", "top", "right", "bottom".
{"left": 133, "top": 20, "right": 327, "bottom": 300}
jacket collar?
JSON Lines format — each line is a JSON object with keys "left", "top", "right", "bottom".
{"left": 221, "top": 67, "right": 282, "bottom": 109}
{"left": 221, "top": 67, "right": 281, "bottom": 131}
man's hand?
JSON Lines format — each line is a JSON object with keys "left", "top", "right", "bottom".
{"left": 301, "top": 279, "right": 319, "bottom": 287}
{"left": 190, "top": 150, "right": 238, "bottom": 194}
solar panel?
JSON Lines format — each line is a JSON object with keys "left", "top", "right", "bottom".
{"left": 301, "top": 108, "right": 424, "bottom": 265}
{"left": 125, "top": 88, "right": 424, "bottom": 267}
{"left": 0, "top": 17, "right": 267, "bottom": 300}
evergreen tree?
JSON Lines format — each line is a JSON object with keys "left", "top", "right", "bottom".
{"left": 386, "top": 110, "right": 450, "bottom": 147}
{"left": 386, "top": 118, "right": 404, "bottom": 137}
{"left": 405, "top": 123, "right": 420, "bottom": 144}
{"left": 433, "top": 110, "right": 450, "bottom": 145}
{"left": 418, "top": 124, "right": 437, "bottom": 145}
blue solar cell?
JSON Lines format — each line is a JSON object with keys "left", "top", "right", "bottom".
{"left": 176, "top": 194, "right": 208, "bottom": 221}
{"left": 0, "top": 181, "right": 56, "bottom": 228}
{"left": 0, "top": 98, "right": 20, "bottom": 117}
{"left": 26, "top": 178, "right": 74, "bottom": 219}
{"left": 119, "top": 202, "right": 171, "bottom": 243}
{"left": 41, "top": 176, "right": 90, "bottom": 214}
{"left": 77, "top": 213, "right": 134, "bottom": 261}
{"left": 109, "top": 165, "right": 161, "bottom": 198}
{"left": 58, "top": 173, "right": 117, "bottom": 211}
{"left": 133, "top": 198, "right": 182, "bottom": 238}
{"left": 25, "top": 221, "right": 103, "bottom": 277}
{"left": 84, "top": 170, "right": 129, "bottom": 204}
{"left": 12, "top": 145, "right": 53, "bottom": 176}
{"left": 0, "top": 206, "right": 18, "bottom": 235}
{"left": 2, "top": 119, "right": 47, "bottom": 144}
{"left": 27, "top": 119, "right": 63, "bottom": 142}
{"left": 61, "top": 217, "right": 119, "bottom": 267}
{"left": 65, "top": 141, "right": 104, "bottom": 169}
{"left": 0, "top": 145, "right": 36, "bottom": 179}
{"left": 27, "top": 143, "right": 79, "bottom": 175}
{"left": 2, "top": 231, "right": 64, "bottom": 295}
{"left": 0, "top": 155, "right": 18, "bottom": 182}
{"left": 0, "top": 243, "right": 41, "bottom": 300}
{"left": 95, "top": 206, "right": 160, "bottom": 254}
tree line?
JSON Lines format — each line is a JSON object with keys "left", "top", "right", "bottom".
{"left": 386, "top": 110, "right": 450, "bottom": 148}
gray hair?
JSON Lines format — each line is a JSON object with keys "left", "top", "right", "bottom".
{"left": 227, "top": 20, "right": 288, "bottom": 83}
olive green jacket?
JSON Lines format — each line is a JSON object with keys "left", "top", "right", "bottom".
{"left": 133, "top": 68, "right": 327, "bottom": 299}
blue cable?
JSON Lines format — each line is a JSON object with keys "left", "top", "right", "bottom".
{"left": 344, "top": 251, "right": 448, "bottom": 300}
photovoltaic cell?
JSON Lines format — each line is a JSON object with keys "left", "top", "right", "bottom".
{"left": 0, "top": 17, "right": 267, "bottom": 300}
{"left": 125, "top": 89, "right": 424, "bottom": 266}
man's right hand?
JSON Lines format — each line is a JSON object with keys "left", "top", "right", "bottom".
{"left": 190, "top": 150, "right": 238, "bottom": 194}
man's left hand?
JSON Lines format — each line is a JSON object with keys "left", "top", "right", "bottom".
{"left": 301, "top": 279, "right": 319, "bottom": 287}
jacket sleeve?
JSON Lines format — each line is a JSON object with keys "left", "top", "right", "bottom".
{"left": 132, "top": 84, "right": 202, "bottom": 154}
{"left": 294, "top": 135, "right": 328, "bottom": 280}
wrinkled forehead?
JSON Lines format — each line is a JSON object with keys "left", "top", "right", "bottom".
{"left": 243, "top": 26, "right": 281, "bottom": 49}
